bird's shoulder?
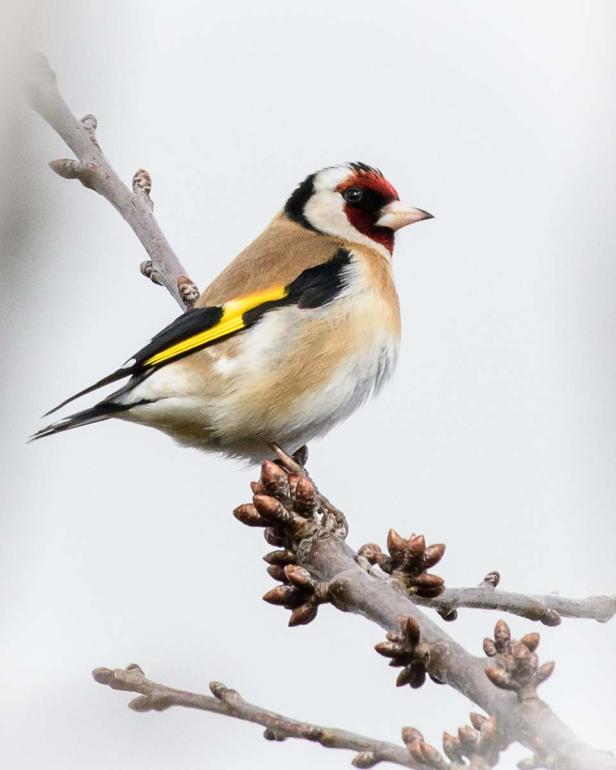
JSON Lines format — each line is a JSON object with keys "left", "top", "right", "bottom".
{"left": 197, "top": 214, "right": 342, "bottom": 307}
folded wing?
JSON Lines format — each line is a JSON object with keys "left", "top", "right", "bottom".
{"left": 44, "top": 248, "right": 352, "bottom": 416}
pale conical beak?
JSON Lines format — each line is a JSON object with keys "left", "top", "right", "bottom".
{"left": 376, "top": 201, "right": 434, "bottom": 230}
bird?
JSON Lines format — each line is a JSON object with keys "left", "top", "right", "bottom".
{"left": 32, "top": 162, "right": 432, "bottom": 463}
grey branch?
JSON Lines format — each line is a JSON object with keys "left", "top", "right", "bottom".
{"left": 414, "top": 579, "right": 616, "bottom": 626}
{"left": 256, "top": 452, "right": 616, "bottom": 770}
{"left": 25, "top": 51, "right": 198, "bottom": 308}
{"left": 96, "top": 456, "right": 616, "bottom": 770}
{"left": 92, "top": 664, "right": 420, "bottom": 769}
{"left": 304, "top": 533, "right": 616, "bottom": 770}
{"left": 355, "top": 539, "right": 614, "bottom": 627}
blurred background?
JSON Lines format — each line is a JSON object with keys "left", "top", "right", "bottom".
{"left": 2, "top": 1, "right": 615, "bottom": 767}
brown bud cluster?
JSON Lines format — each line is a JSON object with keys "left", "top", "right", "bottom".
{"left": 234, "top": 460, "right": 329, "bottom": 626}
{"left": 263, "top": 564, "right": 330, "bottom": 626}
{"left": 359, "top": 530, "right": 446, "bottom": 598}
{"left": 375, "top": 616, "right": 431, "bottom": 689}
{"left": 402, "top": 712, "right": 507, "bottom": 770}
{"left": 233, "top": 460, "right": 320, "bottom": 550}
{"left": 483, "top": 620, "right": 555, "bottom": 701}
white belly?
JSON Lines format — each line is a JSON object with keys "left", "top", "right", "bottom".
{"left": 270, "top": 338, "right": 398, "bottom": 448}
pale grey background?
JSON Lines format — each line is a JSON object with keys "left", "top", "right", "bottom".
{"left": 2, "top": 1, "right": 615, "bottom": 768}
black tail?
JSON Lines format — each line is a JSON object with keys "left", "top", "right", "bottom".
{"left": 42, "top": 365, "right": 137, "bottom": 417}
{"left": 30, "top": 401, "right": 138, "bottom": 442}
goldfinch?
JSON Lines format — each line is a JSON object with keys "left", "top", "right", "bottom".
{"left": 32, "top": 162, "right": 432, "bottom": 462}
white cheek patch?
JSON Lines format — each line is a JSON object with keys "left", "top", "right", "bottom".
{"left": 304, "top": 166, "right": 391, "bottom": 259}
{"left": 303, "top": 189, "right": 351, "bottom": 240}
{"left": 303, "top": 191, "right": 390, "bottom": 259}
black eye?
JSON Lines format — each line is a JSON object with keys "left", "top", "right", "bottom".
{"left": 343, "top": 187, "right": 363, "bottom": 203}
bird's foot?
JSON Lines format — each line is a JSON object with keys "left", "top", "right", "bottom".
{"left": 270, "top": 442, "right": 308, "bottom": 474}
{"left": 292, "top": 444, "right": 309, "bottom": 468}
{"left": 320, "top": 500, "right": 349, "bottom": 539}
{"left": 269, "top": 442, "right": 348, "bottom": 540}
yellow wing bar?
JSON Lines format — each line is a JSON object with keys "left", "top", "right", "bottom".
{"left": 144, "top": 285, "right": 289, "bottom": 367}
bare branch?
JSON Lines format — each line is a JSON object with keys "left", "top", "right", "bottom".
{"left": 308, "top": 491, "right": 611, "bottom": 629}
{"left": 309, "top": 547, "right": 615, "bottom": 770}
{"left": 92, "top": 664, "right": 421, "bottom": 769}
{"left": 415, "top": 582, "right": 616, "bottom": 626}
{"left": 308, "top": 539, "right": 615, "bottom": 769}
{"left": 358, "top": 537, "right": 614, "bottom": 627}
{"left": 25, "top": 51, "right": 198, "bottom": 308}
{"left": 94, "top": 664, "right": 522, "bottom": 769}
{"left": 232, "top": 461, "right": 616, "bottom": 770}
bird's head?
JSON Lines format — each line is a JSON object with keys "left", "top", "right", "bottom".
{"left": 284, "top": 162, "right": 432, "bottom": 255}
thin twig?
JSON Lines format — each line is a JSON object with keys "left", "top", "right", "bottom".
{"left": 25, "top": 51, "right": 198, "bottom": 308}
{"left": 92, "top": 664, "right": 422, "bottom": 769}
{"left": 415, "top": 584, "right": 616, "bottom": 626}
